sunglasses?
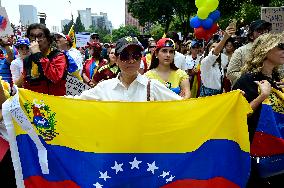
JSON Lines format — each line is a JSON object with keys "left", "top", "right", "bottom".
{"left": 278, "top": 43, "right": 284, "bottom": 50}
{"left": 149, "top": 45, "right": 156, "bottom": 49}
{"left": 164, "top": 40, "right": 174, "bottom": 47}
{"left": 119, "top": 50, "right": 142, "bottom": 61}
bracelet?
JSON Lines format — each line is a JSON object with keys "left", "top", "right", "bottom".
{"left": 87, "top": 80, "right": 92, "bottom": 84}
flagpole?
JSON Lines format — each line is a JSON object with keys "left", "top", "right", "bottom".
{"left": 68, "top": 0, "right": 74, "bottom": 24}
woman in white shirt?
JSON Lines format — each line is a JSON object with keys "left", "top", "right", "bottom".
{"left": 10, "top": 38, "right": 30, "bottom": 87}
{"left": 200, "top": 26, "right": 235, "bottom": 97}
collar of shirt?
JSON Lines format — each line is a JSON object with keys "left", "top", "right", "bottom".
{"left": 111, "top": 73, "right": 148, "bottom": 90}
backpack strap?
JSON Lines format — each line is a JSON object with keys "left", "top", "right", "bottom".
{"left": 147, "top": 79, "right": 151, "bottom": 101}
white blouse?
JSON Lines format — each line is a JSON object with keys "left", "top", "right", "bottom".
{"left": 200, "top": 50, "right": 229, "bottom": 90}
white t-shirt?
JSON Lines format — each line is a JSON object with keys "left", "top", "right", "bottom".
{"left": 185, "top": 55, "right": 202, "bottom": 70}
{"left": 77, "top": 73, "right": 182, "bottom": 101}
{"left": 10, "top": 57, "right": 23, "bottom": 83}
{"left": 174, "top": 51, "right": 186, "bottom": 71}
{"left": 200, "top": 51, "right": 229, "bottom": 90}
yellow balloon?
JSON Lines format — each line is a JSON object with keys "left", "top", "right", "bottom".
{"left": 197, "top": 7, "right": 210, "bottom": 19}
{"left": 206, "top": 0, "right": 219, "bottom": 12}
{"left": 195, "top": 0, "right": 205, "bottom": 9}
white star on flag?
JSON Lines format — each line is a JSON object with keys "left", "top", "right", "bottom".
{"left": 99, "top": 171, "right": 111, "bottom": 181}
{"left": 159, "top": 171, "right": 170, "bottom": 178}
{"left": 166, "top": 175, "right": 175, "bottom": 183}
{"left": 111, "top": 161, "right": 123, "bottom": 174}
{"left": 93, "top": 182, "right": 103, "bottom": 188}
{"left": 129, "top": 157, "right": 142, "bottom": 169}
{"left": 147, "top": 161, "right": 159, "bottom": 174}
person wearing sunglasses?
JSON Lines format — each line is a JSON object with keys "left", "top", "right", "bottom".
{"left": 10, "top": 38, "right": 31, "bottom": 87}
{"left": 76, "top": 36, "right": 181, "bottom": 101}
{"left": 232, "top": 32, "right": 284, "bottom": 188}
{"left": 22, "top": 23, "right": 68, "bottom": 96}
{"left": 145, "top": 38, "right": 191, "bottom": 99}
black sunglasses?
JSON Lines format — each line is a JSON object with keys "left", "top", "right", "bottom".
{"left": 278, "top": 43, "right": 284, "bottom": 50}
{"left": 119, "top": 50, "right": 142, "bottom": 61}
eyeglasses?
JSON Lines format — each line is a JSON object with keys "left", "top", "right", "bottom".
{"left": 119, "top": 51, "right": 142, "bottom": 61}
{"left": 256, "top": 28, "right": 269, "bottom": 35}
{"left": 29, "top": 33, "right": 46, "bottom": 41}
{"left": 278, "top": 43, "right": 284, "bottom": 50}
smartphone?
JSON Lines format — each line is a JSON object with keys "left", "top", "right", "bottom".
{"left": 228, "top": 19, "right": 237, "bottom": 37}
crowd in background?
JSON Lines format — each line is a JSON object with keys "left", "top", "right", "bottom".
{"left": 0, "top": 19, "right": 284, "bottom": 188}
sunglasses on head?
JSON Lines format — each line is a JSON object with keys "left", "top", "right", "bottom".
{"left": 164, "top": 40, "right": 174, "bottom": 47}
{"left": 119, "top": 50, "right": 142, "bottom": 61}
{"left": 278, "top": 43, "right": 284, "bottom": 50}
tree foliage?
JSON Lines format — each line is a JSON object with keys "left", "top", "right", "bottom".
{"left": 74, "top": 15, "right": 85, "bottom": 33}
{"left": 112, "top": 25, "right": 140, "bottom": 42}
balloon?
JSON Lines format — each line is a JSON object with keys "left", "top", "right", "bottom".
{"left": 207, "top": 0, "right": 219, "bottom": 12}
{"left": 190, "top": 16, "right": 201, "bottom": 28}
{"left": 208, "top": 10, "right": 221, "bottom": 22}
{"left": 195, "top": 0, "right": 205, "bottom": 9}
{"left": 194, "top": 27, "right": 206, "bottom": 39}
{"left": 197, "top": 7, "right": 210, "bottom": 19}
{"left": 208, "top": 23, "right": 219, "bottom": 34}
{"left": 201, "top": 18, "right": 213, "bottom": 30}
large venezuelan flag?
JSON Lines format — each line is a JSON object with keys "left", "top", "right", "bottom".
{"left": 3, "top": 89, "right": 252, "bottom": 188}
{"left": 251, "top": 88, "right": 284, "bottom": 178}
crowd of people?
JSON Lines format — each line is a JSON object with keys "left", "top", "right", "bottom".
{"left": 0, "top": 18, "right": 283, "bottom": 187}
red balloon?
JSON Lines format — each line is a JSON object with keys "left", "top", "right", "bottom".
{"left": 194, "top": 27, "right": 206, "bottom": 39}
{"left": 208, "top": 23, "right": 219, "bottom": 35}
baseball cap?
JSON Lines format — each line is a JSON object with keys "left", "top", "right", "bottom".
{"left": 249, "top": 20, "right": 272, "bottom": 33}
{"left": 115, "top": 36, "right": 144, "bottom": 54}
{"left": 90, "top": 33, "right": 100, "bottom": 39}
{"left": 15, "top": 38, "right": 30, "bottom": 47}
{"left": 156, "top": 38, "right": 175, "bottom": 49}
{"left": 55, "top": 32, "right": 72, "bottom": 43}
{"left": 191, "top": 40, "right": 199, "bottom": 48}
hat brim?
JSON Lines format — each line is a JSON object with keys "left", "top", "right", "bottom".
{"left": 116, "top": 44, "right": 144, "bottom": 54}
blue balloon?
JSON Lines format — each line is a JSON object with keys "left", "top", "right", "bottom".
{"left": 209, "top": 10, "right": 221, "bottom": 22}
{"left": 0, "top": 16, "right": 4, "bottom": 25}
{"left": 190, "top": 16, "right": 201, "bottom": 28}
{"left": 201, "top": 18, "right": 214, "bottom": 30}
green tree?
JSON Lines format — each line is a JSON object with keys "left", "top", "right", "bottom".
{"left": 74, "top": 15, "right": 85, "bottom": 33}
{"left": 112, "top": 25, "right": 140, "bottom": 42}
{"left": 62, "top": 20, "right": 73, "bottom": 35}
{"left": 146, "top": 23, "right": 164, "bottom": 40}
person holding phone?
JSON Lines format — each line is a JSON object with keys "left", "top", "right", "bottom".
{"left": 22, "top": 23, "right": 68, "bottom": 96}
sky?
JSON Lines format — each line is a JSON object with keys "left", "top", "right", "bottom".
{"left": 1, "top": 0, "right": 125, "bottom": 30}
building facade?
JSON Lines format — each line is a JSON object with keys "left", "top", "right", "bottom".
{"left": 19, "top": 5, "right": 38, "bottom": 26}
{"left": 125, "top": 0, "right": 143, "bottom": 32}
{"left": 78, "top": 8, "right": 92, "bottom": 30}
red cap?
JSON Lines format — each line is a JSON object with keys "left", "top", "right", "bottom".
{"left": 65, "top": 35, "right": 72, "bottom": 43}
{"left": 156, "top": 38, "right": 175, "bottom": 49}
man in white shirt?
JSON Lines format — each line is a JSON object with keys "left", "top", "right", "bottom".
{"left": 77, "top": 36, "right": 181, "bottom": 101}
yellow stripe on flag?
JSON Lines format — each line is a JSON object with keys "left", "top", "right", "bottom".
{"left": 68, "top": 25, "right": 76, "bottom": 48}
{"left": 14, "top": 89, "right": 251, "bottom": 153}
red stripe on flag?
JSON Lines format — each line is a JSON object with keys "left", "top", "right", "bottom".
{"left": 24, "top": 176, "right": 80, "bottom": 188}
{"left": 0, "top": 136, "right": 9, "bottom": 162}
{"left": 161, "top": 177, "right": 240, "bottom": 188}
{"left": 251, "top": 132, "right": 284, "bottom": 157}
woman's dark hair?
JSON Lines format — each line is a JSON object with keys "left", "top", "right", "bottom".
{"left": 26, "top": 23, "right": 52, "bottom": 44}
{"left": 225, "top": 37, "right": 238, "bottom": 50}
{"left": 149, "top": 48, "right": 178, "bottom": 70}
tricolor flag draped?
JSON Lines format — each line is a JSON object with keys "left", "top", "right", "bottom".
{"left": 68, "top": 24, "right": 76, "bottom": 48}
{"left": 3, "top": 89, "right": 252, "bottom": 188}
{"left": 251, "top": 88, "right": 284, "bottom": 178}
